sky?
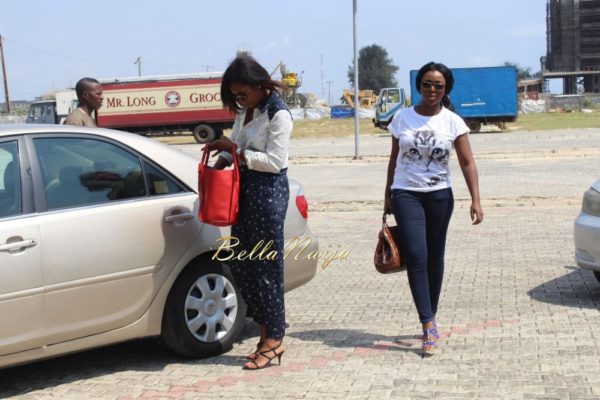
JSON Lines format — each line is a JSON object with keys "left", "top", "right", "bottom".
{"left": 0, "top": 0, "right": 550, "bottom": 102}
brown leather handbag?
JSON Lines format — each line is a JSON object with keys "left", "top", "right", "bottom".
{"left": 374, "top": 213, "right": 406, "bottom": 274}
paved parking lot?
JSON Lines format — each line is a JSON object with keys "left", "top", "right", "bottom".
{"left": 1, "top": 129, "right": 600, "bottom": 399}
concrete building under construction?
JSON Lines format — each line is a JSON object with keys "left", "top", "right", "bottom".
{"left": 544, "top": 0, "right": 600, "bottom": 93}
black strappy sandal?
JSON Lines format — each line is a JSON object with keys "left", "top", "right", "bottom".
{"left": 243, "top": 342, "right": 285, "bottom": 370}
{"left": 246, "top": 340, "right": 264, "bottom": 360}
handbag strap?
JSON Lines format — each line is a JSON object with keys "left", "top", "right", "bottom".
{"left": 201, "top": 143, "right": 238, "bottom": 168}
{"left": 230, "top": 144, "right": 239, "bottom": 170}
{"left": 382, "top": 212, "right": 388, "bottom": 229}
{"left": 201, "top": 145, "right": 210, "bottom": 166}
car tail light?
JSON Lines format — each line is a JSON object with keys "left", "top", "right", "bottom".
{"left": 296, "top": 192, "right": 309, "bottom": 220}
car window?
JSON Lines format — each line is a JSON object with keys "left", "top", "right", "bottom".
{"left": 33, "top": 137, "right": 147, "bottom": 210}
{"left": 143, "top": 161, "right": 184, "bottom": 196}
{"left": 0, "top": 141, "right": 22, "bottom": 219}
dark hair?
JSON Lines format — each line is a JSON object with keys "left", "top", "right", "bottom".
{"left": 415, "top": 62, "right": 455, "bottom": 111}
{"left": 220, "top": 55, "right": 284, "bottom": 112}
{"left": 75, "top": 77, "right": 100, "bottom": 98}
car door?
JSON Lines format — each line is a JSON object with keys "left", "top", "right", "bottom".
{"left": 30, "top": 135, "right": 199, "bottom": 344}
{"left": 0, "top": 138, "right": 45, "bottom": 356}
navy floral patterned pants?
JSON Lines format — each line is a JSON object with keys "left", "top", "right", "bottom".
{"left": 230, "top": 167, "right": 289, "bottom": 339}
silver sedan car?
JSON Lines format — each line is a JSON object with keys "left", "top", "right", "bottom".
{"left": 0, "top": 124, "right": 318, "bottom": 368}
{"left": 574, "top": 178, "right": 600, "bottom": 283}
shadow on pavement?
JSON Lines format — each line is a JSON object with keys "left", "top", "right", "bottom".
{"left": 527, "top": 266, "right": 600, "bottom": 309}
{"left": 0, "top": 322, "right": 434, "bottom": 396}
{"left": 287, "top": 328, "right": 425, "bottom": 357}
{"left": 0, "top": 337, "right": 242, "bottom": 397}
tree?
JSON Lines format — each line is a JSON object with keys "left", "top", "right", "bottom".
{"left": 503, "top": 62, "right": 540, "bottom": 80}
{"left": 348, "top": 44, "right": 398, "bottom": 94}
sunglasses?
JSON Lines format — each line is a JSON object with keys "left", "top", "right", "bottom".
{"left": 231, "top": 87, "right": 251, "bottom": 102}
{"left": 421, "top": 81, "right": 445, "bottom": 91}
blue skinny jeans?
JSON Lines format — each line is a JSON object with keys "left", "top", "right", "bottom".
{"left": 390, "top": 188, "right": 454, "bottom": 324}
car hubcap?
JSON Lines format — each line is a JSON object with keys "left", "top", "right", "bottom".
{"left": 204, "top": 300, "right": 217, "bottom": 316}
{"left": 184, "top": 273, "right": 239, "bottom": 343}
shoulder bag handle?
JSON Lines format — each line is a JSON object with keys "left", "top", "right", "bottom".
{"left": 201, "top": 143, "right": 238, "bottom": 168}
{"left": 382, "top": 212, "right": 388, "bottom": 228}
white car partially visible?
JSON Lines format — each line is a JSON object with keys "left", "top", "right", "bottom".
{"left": 574, "top": 178, "right": 600, "bottom": 283}
{"left": 0, "top": 124, "right": 318, "bottom": 369}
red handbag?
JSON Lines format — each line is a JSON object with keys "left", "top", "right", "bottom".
{"left": 197, "top": 144, "right": 240, "bottom": 226}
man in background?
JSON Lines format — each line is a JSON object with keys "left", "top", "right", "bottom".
{"left": 64, "top": 77, "right": 103, "bottom": 127}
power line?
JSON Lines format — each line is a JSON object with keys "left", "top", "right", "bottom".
{"left": 3, "top": 36, "right": 101, "bottom": 63}
{"left": 7, "top": 49, "right": 91, "bottom": 77}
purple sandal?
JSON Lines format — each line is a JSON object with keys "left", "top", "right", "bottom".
{"left": 421, "top": 327, "right": 439, "bottom": 353}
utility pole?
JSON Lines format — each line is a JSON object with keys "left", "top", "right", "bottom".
{"left": 0, "top": 35, "right": 11, "bottom": 114}
{"left": 326, "top": 80, "right": 333, "bottom": 106}
{"left": 134, "top": 56, "right": 142, "bottom": 77}
{"left": 352, "top": 0, "right": 360, "bottom": 159}
{"left": 320, "top": 53, "right": 325, "bottom": 99}
{"left": 201, "top": 64, "right": 213, "bottom": 72}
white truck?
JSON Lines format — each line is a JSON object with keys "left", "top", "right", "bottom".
{"left": 372, "top": 87, "right": 406, "bottom": 129}
{"left": 26, "top": 90, "right": 78, "bottom": 125}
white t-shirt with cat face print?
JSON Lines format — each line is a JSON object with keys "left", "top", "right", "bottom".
{"left": 388, "top": 106, "right": 469, "bottom": 192}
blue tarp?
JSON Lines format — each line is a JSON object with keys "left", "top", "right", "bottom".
{"left": 330, "top": 107, "right": 354, "bottom": 119}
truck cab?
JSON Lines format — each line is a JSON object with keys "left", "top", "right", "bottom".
{"left": 373, "top": 87, "right": 406, "bottom": 129}
{"left": 26, "top": 100, "right": 58, "bottom": 124}
{"left": 26, "top": 90, "right": 78, "bottom": 125}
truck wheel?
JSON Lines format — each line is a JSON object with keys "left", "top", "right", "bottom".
{"left": 193, "top": 124, "right": 216, "bottom": 144}
{"left": 161, "top": 260, "right": 247, "bottom": 358}
{"left": 465, "top": 119, "right": 481, "bottom": 133}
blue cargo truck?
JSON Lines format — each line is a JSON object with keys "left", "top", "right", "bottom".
{"left": 409, "top": 65, "right": 518, "bottom": 132}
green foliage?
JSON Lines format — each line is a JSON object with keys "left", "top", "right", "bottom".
{"left": 503, "top": 61, "right": 539, "bottom": 80}
{"left": 348, "top": 44, "right": 399, "bottom": 94}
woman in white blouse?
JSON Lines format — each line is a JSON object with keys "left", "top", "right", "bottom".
{"left": 206, "top": 55, "right": 291, "bottom": 370}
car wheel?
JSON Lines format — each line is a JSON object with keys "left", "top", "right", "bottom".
{"left": 594, "top": 271, "right": 600, "bottom": 283}
{"left": 162, "top": 260, "right": 247, "bottom": 358}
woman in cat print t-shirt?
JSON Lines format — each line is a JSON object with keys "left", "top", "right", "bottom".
{"left": 383, "top": 61, "right": 484, "bottom": 354}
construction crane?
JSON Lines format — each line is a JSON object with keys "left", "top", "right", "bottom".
{"left": 271, "top": 61, "right": 302, "bottom": 107}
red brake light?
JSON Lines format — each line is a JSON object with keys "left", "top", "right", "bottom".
{"left": 296, "top": 194, "right": 308, "bottom": 219}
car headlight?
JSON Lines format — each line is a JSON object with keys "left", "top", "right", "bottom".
{"left": 582, "top": 187, "right": 600, "bottom": 216}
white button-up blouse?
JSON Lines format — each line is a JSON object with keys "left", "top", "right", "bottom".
{"left": 219, "top": 92, "right": 292, "bottom": 174}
